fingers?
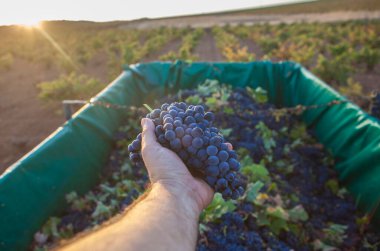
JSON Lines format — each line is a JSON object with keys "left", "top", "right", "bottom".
{"left": 141, "top": 118, "right": 159, "bottom": 152}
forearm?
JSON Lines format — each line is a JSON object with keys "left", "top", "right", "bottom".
{"left": 59, "top": 183, "right": 201, "bottom": 251}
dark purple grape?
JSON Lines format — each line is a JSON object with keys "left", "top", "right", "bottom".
{"left": 170, "top": 138, "right": 182, "bottom": 150}
{"left": 173, "top": 120, "right": 182, "bottom": 127}
{"left": 218, "top": 150, "right": 229, "bottom": 162}
{"left": 182, "top": 135, "right": 193, "bottom": 147}
{"left": 169, "top": 110, "right": 178, "bottom": 117}
{"left": 185, "top": 127, "right": 192, "bottom": 135}
{"left": 191, "top": 127, "right": 204, "bottom": 137}
{"left": 164, "top": 117, "right": 173, "bottom": 124}
{"left": 151, "top": 109, "right": 161, "bottom": 118}
{"left": 222, "top": 188, "right": 232, "bottom": 198}
{"left": 207, "top": 145, "right": 218, "bottom": 156}
{"left": 216, "top": 178, "right": 228, "bottom": 190}
{"left": 185, "top": 116, "right": 196, "bottom": 125}
{"left": 129, "top": 152, "right": 141, "bottom": 162}
{"left": 204, "top": 112, "right": 215, "bottom": 122}
{"left": 187, "top": 146, "right": 198, "bottom": 155}
{"left": 165, "top": 130, "right": 176, "bottom": 141}
{"left": 226, "top": 172, "right": 235, "bottom": 182}
{"left": 178, "top": 112, "right": 185, "bottom": 118}
{"left": 157, "top": 134, "right": 167, "bottom": 144}
{"left": 194, "top": 113, "right": 204, "bottom": 122}
{"left": 210, "top": 136, "right": 223, "bottom": 147}
{"left": 160, "top": 111, "right": 168, "bottom": 119}
{"left": 163, "top": 123, "right": 173, "bottom": 131}
{"left": 155, "top": 125, "right": 164, "bottom": 135}
{"left": 161, "top": 103, "right": 169, "bottom": 110}
{"left": 195, "top": 105, "right": 204, "bottom": 114}
{"left": 206, "top": 165, "right": 219, "bottom": 177}
{"left": 207, "top": 156, "right": 220, "bottom": 166}
{"left": 175, "top": 127, "right": 185, "bottom": 138}
{"left": 205, "top": 176, "right": 217, "bottom": 186}
{"left": 219, "top": 162, "right": 230, "bottom": 174}
{"left": 197, "top": 149, "right": 208, "bottom": 161}
{"left": 192, "top": 137, "right": 204, "bottom": 149}
{"left": 228, "top": 158, "right": 240, "bottom": 171}
{"left": 220, "top": 143, "right": 229, "bottom": 151}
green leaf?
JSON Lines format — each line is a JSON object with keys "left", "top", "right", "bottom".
{"left": 241, "top": 159, "right": 270, "bottom": 182}
{"left": 313, "top": 240, "right": 338, "bottom": 251}
{"left": 263, "top": 137, "right": 276, "bottom": 151}
{"left": 42, "top": 217, "right": 61, "bottom": 238}
{"left": 246, "top": 86, "right": 268, "bottom": 103}
{"left": 201, "top": 193, "right": 236, "bottom": 222}
{"left": 245, "top": 181, "right": 265, "bottom": 203}
{"left": 289, "top": 205, "right": 309, "bottom": 222}
{"left": 254, "top": 87, "right": 268, "bottom": 103}
{"left": 65, "top": 191, "right": 78, "bottom": 203}
{"left": 197, "top": 79, "right": 220, "bottom": 96}
{"left": 220, "top": 128, "right": 233, "bottom": 137}
{"left": 205, "top": 96, "right": 218, "bottom": 108}
{"left": 100, "top": 184, "right": 116, "bottom": 195}
{"left": 290, "top": 123, "right": 307, "bottom": 141}
{"left": 256, "top": 211, "right": 270, "bottom": 226}
{"left": 325, "top": 179, "right": 340, "bottom": 195}
{"left": 223, "top": 106, "right": 234, "bottom": 115}
{"left": 322, "top": 223, "right": 348, "bottom": 246}
{"left": 185, "top": 95, "right": 202, "bottom": 104}
{"left": 270, "top": 217, "right": 289, "bottom": 235}
{"left": 199, "top": 223, "right": 209, "bottom": 234}
{"left": 91, "top": 201, "right": 112, "bottom": 220}
{"left": 266, "top": 206, "right": 289, "bottom": 221}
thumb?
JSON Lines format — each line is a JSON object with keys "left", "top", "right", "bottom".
{"left": 141, "top": 118, "right": 159, "bottom": 152}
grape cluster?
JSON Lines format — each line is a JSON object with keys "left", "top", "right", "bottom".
{"left": 371, "top": 92, "right": 380, "bottom": 119}
{"left": 128, "top": 102, "right": 245, "bottom": 200}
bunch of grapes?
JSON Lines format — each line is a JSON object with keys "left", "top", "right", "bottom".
{"left": 128, "top": 102, "right": 245, "bottom": 200}
{"left": 371, "top": 92, "right": 380, "bottom": 119}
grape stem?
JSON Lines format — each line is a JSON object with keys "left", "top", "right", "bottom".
{"left": 143, "top": 104, "right": 153, "bottom": 112}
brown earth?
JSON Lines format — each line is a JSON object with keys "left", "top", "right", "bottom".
{"left": 354, "top": 64, "right": 380, "bottom": 94}
{"left": 0, "top": 58, "right": 62, "bottom": 170}
{"left": 238, "top": 38, "right": 265, "bottom": 60}
{"left": 193, "top": 30, "right": 223, "bottom": 61}
{"left": 0, "top": 51, "right": 110, "bottom": 172}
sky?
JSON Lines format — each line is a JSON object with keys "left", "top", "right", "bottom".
{"left": 0, "top": 0, "right": 305, "bottom": 26}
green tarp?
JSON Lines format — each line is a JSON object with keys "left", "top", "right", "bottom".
{"left": 0, "top": 61, "right": 379, "bottom": 250}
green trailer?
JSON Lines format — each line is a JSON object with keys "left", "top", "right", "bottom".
{"left": 1, "top": 61, "right": 379, "bottom": 250}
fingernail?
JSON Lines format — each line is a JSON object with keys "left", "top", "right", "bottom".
{"left": 141, "top": 118, "right": 147, "bottom": 128}
{"left": 142, "top": 118, "right": 150, "bottom": 131}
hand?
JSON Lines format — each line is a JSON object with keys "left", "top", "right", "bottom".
{"left": 140, "top": 118, "right": 214, "bottom": 215}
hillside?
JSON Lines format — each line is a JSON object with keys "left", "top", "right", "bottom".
{"left": 211, "top": 0, "right": 380, "bottom": 16}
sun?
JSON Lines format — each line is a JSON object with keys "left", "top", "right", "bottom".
{"left": 17, "top": 17, "right": 42, "bottom": 28}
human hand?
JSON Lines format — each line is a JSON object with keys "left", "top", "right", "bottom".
{"left": 140, "top": 118, "right": 214, "bottom": 215}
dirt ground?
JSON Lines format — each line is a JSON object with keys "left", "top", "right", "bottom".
{"left": 1, "top": 13, "right": 380, "bottom": 174}
{"left": 122, "top": 11, "right": 380, "bottom": 29}
{"left": 0, "top": 59, "right": 62, "bottom": 170}
{"left": 0, "top": 53, "right": 110, "bottom": 172}
{"left": 193, "top": 30, "right": 224, "bottom": 61}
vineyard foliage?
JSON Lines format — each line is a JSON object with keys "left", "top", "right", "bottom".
{"left": 0, "top": 20, "right": 379, "bottom": 104}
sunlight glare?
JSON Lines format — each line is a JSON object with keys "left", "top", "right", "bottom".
{"left": 17, "top": 17, "right": 42, "bottom": 28}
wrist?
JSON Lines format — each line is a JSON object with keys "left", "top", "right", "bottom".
{"left": 149, "top": 181, "right": 204, "bottom": 220}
